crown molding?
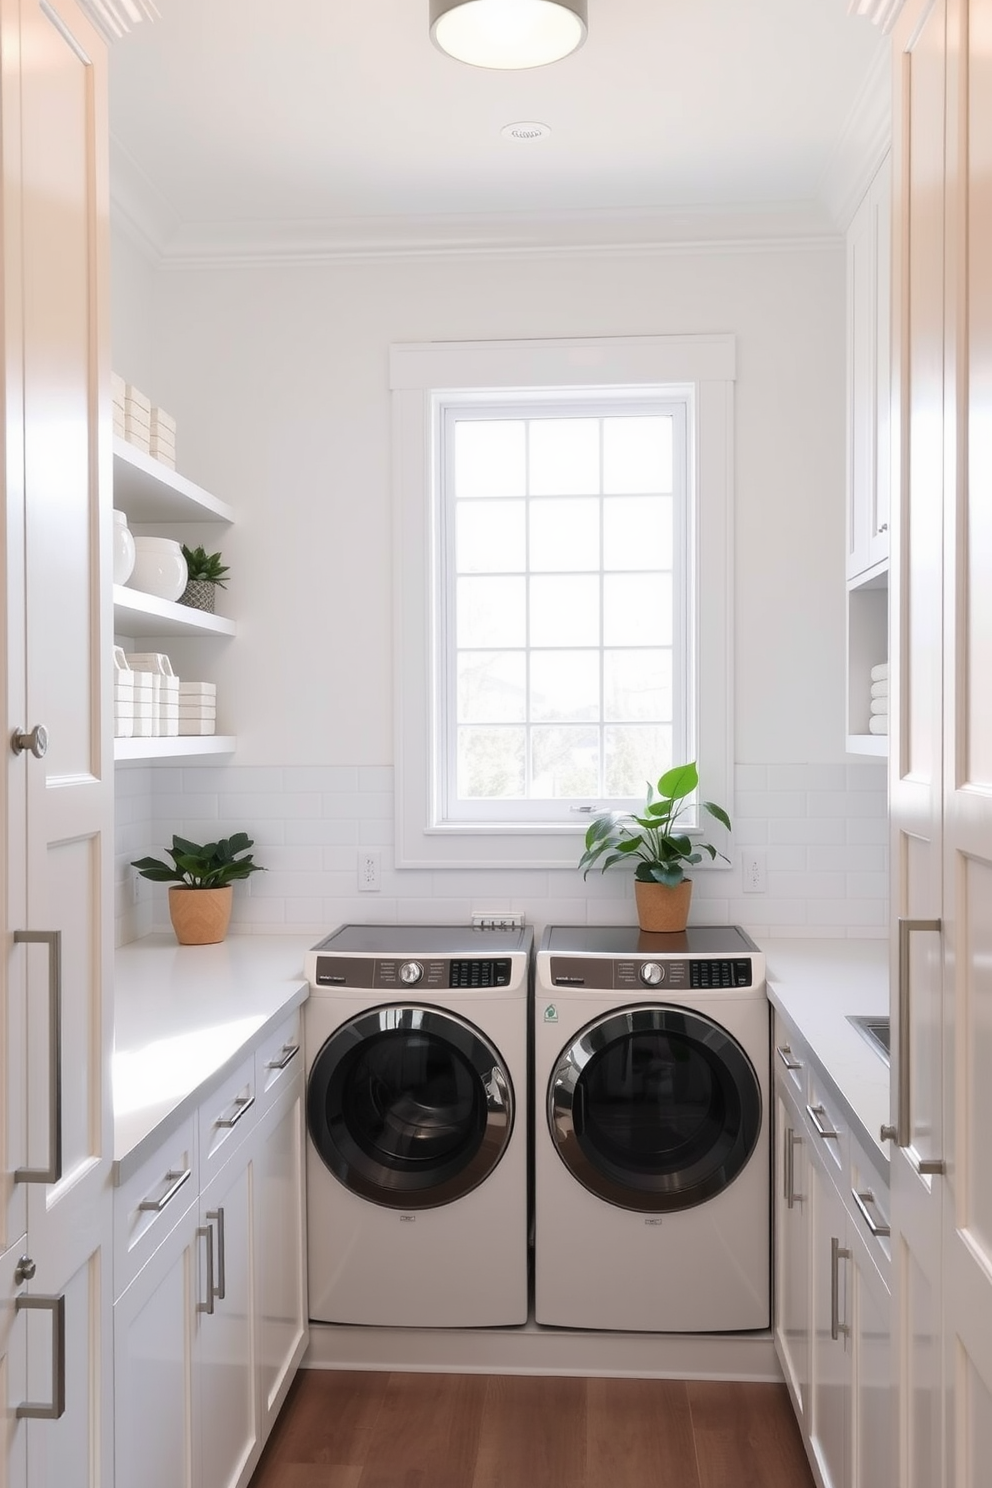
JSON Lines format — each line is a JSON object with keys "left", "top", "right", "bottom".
{"left": 107, "top": 199, "right": 841, "bottom": 270}
{"left": 78, "top": 0, "right": 160, "bottom": 42}
{"left": 109, "top": 133, "right": 179, "bottom": 265}
{"left": 819, "top": 37, "right": 892, "bottom": 228}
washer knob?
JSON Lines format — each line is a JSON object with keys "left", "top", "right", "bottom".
{"left": 399, "top": 960, "right": 424, "bottom": 986}
{"left": 640, "top": 961, "right": 665, "bottom": 986}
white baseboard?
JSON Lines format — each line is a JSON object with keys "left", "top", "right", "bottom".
{"left": 304, "top": 1318, "right": 781, "bottom": 1381}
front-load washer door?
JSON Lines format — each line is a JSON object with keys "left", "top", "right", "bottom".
{"left": 548, "top": 1005, "right": 762, "bottom": 1212}
{"left": 308, "top": 1005, "right": 514, "bottom": 1209}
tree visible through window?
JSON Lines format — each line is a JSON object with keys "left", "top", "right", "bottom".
{"left": 440, "top": 396, "right": 690, "bottom": 822}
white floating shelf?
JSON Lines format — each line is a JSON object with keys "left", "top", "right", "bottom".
{"left": 113, "top": 586, "right": 237, "bottom": 639}
{"left": 846, "top": 734, "right": 888, "bottom": 757}
{"left": 114, "top": 736, "right": 236, "bottom": 763}
{"left": 113, "top": 437, "right": 235, "bottom": 524}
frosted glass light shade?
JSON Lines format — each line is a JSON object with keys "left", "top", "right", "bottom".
{"left": 430, "top": 0, "right": 587, "bottom": 69}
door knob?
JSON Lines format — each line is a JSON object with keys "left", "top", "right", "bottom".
{"left": 11, "top": 724, "right": 48, "bottom": 758}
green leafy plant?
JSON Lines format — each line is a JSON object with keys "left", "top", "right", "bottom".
{"left": 132, "top": 833, "right": 262, "bottom": 890}
{"left": 181, "top": 544, "right": 229, "bottom": 587}
{"left": 578, "top": 761, "right": 732, "bottom": 888}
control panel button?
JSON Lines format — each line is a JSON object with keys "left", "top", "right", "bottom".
{"left": 399, "top": 960, "right": 424, "bottom": 986}
{"left": 640, "top": 961, "right": 665, "bottom": 987}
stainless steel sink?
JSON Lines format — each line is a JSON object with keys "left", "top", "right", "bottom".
{"left": 847, "top": 1013, "right": 890, "bottom": 1064}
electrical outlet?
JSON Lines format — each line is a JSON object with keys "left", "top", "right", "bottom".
{"left": 130, "top": 869, "right": 142, "bottom": 907}
{"left": 742, "top": 851, "right": 767, "bottom": 894}
{"left": 358, "top": 849, "right": 381, "bottom": 893}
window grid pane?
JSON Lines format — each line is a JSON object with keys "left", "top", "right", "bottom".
{"left": 448, "top": 406, "right": 683, "bottom": 808}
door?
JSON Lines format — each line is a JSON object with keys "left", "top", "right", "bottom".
{"left": 938, "top": 0, "right": 992, "bottom": 1477}
{"left": 254, "top": 1079, "right": 307, "bottom": 1441}
{"left": 307, "top": 1005, "right": 515, "bottom": 1208}
{"left": 775, "top": 1088, "right": 811, "bottom": 1424}
{"left": 196, "top": 1156, "right": 257, "bottom": 1488}
{"left": 808, "top": 1148, "right": 851, "bottom": 1488}
{"left": 889, "top": 2, "right": 948, "bottom": 1484}
{"left": 547, "top": 1005, "right": 762, "bottom": 1211}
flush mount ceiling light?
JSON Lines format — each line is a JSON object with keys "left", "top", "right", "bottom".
{"left": 429, "top": 0, "right": 588, "bottom": 70}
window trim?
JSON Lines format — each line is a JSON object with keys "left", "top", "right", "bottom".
{"left": 391, "top": 335, "right": 735, "bottom": 871}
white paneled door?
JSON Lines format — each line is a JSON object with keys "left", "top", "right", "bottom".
{"left": 4, "top": 0, "right": 113, "bottom": 1483}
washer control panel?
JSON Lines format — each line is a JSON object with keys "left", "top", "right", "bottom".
{"left": 312, "top": 955, "right": 514, "bottom": 990}
{"left": 549, "top": 956, "right": 753, "bottom": 990}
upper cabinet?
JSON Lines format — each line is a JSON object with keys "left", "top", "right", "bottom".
{"left": 846, "top": 154, "right": 892, "bottom": 757}
{"left": 112, "top": 439, "right": 236, "bottom": 761}
{"left": 846, "top": 154, "right": 892, "bottom": 582}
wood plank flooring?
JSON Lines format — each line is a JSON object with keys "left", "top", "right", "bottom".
{"left": 249, "top": 1369, "right": 815, "bottom": 1488}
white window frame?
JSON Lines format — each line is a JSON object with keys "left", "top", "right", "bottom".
{"left": 391, "top": 335, "right": 735, "bottom": 871}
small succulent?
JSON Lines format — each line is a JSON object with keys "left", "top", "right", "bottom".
{"left": 181, "top": 544, "right": 230, "bottom": 587}
{"left": 132, "top": 833, "right": 262, "bottom": 889}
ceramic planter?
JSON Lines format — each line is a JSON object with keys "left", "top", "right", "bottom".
{"left": 168, "top": 885, "right": 233, "bottom": 945}
{"left": 633, "top": 878, "right": 693, "bottom": 933}
{"left": 178, "top": 577, "right": 216, "bottom": 613}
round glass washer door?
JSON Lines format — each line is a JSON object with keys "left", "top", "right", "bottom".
{"left": 307, "top": 1004, "right": 514, "bottom": 1210}
{"left": 548, "top": 1004, "right": 762, "bottom": 1213}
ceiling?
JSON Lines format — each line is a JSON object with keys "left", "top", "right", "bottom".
{"left": 107, "top": 0, "right": 889, "bottom": 260}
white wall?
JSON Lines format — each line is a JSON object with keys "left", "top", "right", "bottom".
{"left": 110, "top": 227, "right": 158, "bottom": 394}
{"left": 112, "top": 237, "right": 888, "bottom": 943}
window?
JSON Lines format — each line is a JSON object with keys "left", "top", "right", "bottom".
{"left": 391, "top": 336, "right": 734, "bottom": 870}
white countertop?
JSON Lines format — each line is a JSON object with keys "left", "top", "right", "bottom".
{"left": 762, "top": 937, "right": 891, "bottom": 1167}
{"left": 113, "top": 933, "right": 314, "bottom": 1182}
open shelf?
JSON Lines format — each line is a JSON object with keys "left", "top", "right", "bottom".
{"left": 113, "top": 437, "right": 234, "bottom": 524}
{"left": 846, "top": 564, "right": 888, "bottom": 757}
{"left": 113, "top": 585, "right": 237, "bottom": 639}
{"left": 114, "top": 735, "right": 236, "bottom": 763}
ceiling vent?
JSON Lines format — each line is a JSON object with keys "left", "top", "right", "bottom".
{"left": 500, "top": 121, "right": 552, "bottom": 142}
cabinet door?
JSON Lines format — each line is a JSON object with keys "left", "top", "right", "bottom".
{"left": 809, "top": 1148, "right": 851, "bottom": 1488}
{"left": 846, "top": 156, "right": 892, "bottom": 582}
{"left": 113, "top": 1208, "right": 197, "bottom": 1488}
{"left": 196, "top": 1154, "right": 258, "bottom": 1488}
{"left": 889, "top": 4, "right": 948, "bottom": 1485}
{"left": 0, "top": 1239, "right": 28, "bottom": 1488}
{"left": 849, "top": 1224, "right": 894, "bottom": 1488}
{"left": 254, "top": 1079, "right": 308, "bottom": 1441}
{"left": 774, "top": 1089, "right": 810, "bottom": 1424}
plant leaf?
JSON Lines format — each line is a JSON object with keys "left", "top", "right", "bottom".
{"left": 657, "top": 761, "right": 698, "bottom": 800}
{"left": 702, "top": 801, "right": 732, "bottom": 832}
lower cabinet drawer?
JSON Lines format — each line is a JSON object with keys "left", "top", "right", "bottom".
{"left": 198, "top": 1051, "right": 258, "bottom": 1184}
{"left": 114, "top": 1114, "right": 198, "bottom": 1300}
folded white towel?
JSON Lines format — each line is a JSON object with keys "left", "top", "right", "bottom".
{"left": 870, "top": 680, "right": 889, "bottom": 698}
{"left": 869, "top": 715, "right": 889, "bottom": 734}
{"left": 870, "top": 697, "right": 889, "bottom": 715}
{"left": 870, "top": 662, "right": 889, "bottom": 682}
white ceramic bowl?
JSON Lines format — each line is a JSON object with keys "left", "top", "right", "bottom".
{"left": 127, "top": 536, "right": 188, "bottom": 602}
{"left": 112, "top": 509, "right": 136, "bottom": 585}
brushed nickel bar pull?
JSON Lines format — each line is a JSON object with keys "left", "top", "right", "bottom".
{"left": 15, "top": 1294, "right": 66, "bottom": 1419}
{"left": 776, "top": 1044, "right": 803, "bottom": 1072}
{"left": 265, "top": 1043, "right": 299, "bottom": 1071}
{"left": 806, "top": 1102, "right": 839, "bottom": 1141}
{"left": 786, "top": 1130, "right": 803, "bottom": 1210}
{"left": 852, "top": 1187, "right": 891, "bottom": 1238}
{"left": 216, "top": 1093, "right": 255, "bottom": 1129}
{"left": 197, "top": 1225, "right": 215, "bottom": 1315}
{"left": 207, "top": 1207, "right": 226, "bottom": 1301}
{"left": 14, "top": 930, "right": 62, "bottom": 1184}
{"left": 830, "top": 1237, "right": 851, "bottom": 1341}
{"left": 138, "top": 1167, "right": 192, "bottom": 1213}
{"left": 895, "top": 917, "right": 941, "bottom": 1149}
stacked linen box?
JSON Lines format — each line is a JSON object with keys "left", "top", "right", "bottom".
{"left": 113, "top": 647, "right": 154, "bottom": 737}
{"left": 869, "top": 662, "right": 889, "bottom": 735}
{"left": 149, "top": 406, "right": 176, "bottom": 468}
{"left": 179, "top": 681, "right": 216, "bottom": 735}
{"left": 125, "top": 653, "right": 179, "bottom": 736}
{"left": 123, "top": 383, "right": 151, "bottom": 452}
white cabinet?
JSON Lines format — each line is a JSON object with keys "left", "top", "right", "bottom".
{"left": 113, "top": 1009, "right": 307, "bottom": 1488}
{"left": 845, "top": 154, "right": 892, "bottom": 757}
{"left": 1, "top": 1, "right": 114, "bottom": 1483}
{"left": 809, "top": 1142, "right": 850, "bottom": 1488}
{"left": 775, "top": 1080, "right": 810, "bottom": 1427}
{"left": 112, "top": 438, "right": 236, "bottom": 762}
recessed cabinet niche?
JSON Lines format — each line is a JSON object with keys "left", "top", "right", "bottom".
{"left": 112, "top": 438, "right": 236, "bottom": 761}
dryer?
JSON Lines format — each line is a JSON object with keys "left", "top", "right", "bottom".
{"left": 304, "top": 923, "right": 532, "bottom": 1328}
{"left": 534, "top": 924, "right": 769, "bottom": 1332}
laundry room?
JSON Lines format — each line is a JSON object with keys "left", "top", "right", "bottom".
{"left": 5, "top": 0, "right": 989, "bottom": 1485}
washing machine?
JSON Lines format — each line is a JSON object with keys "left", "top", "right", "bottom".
{"left": 303, "top": 922, "right": 532, "bottom": 1328}
{"left": 534, "top": 924, "right": 769, "bottom": 1332}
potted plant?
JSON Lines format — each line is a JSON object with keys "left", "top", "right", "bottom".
{"left": 577, "top": 761, "right": 731, "bottom": 932}
{"left": 178, "top": 543, "right": 230, "bottom": 614}
{"left": 131, "top": 832, "right": 263, "bottom": 944}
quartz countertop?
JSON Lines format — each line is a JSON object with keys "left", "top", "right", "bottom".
{"left": 113, "top": 932, "right": 315, "bottom": 1183}
{"left": 762, "top": 937, "right": 891, "bottom": 1168}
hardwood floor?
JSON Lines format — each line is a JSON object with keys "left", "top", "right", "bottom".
{"left": 249, "top": 1369, "right": 815, "bottom": 1488}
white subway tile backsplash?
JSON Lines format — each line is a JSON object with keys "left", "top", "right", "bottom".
{"left": 115, "top": 761, "right": 889, "bottom": 943}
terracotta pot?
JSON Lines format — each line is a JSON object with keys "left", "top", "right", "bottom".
{"left": 168, "top": 885, "right": 233, "bottom": 945}
{"left": 634, "top": 878, "right": 693, "bottom": 933}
